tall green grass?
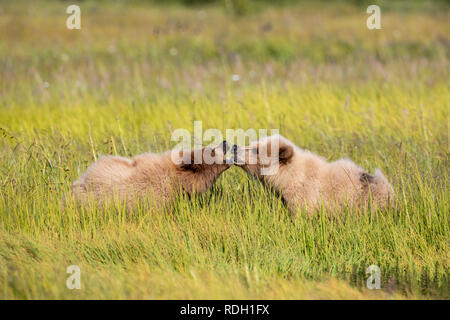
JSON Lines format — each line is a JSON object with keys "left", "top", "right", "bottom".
{"left": 0, "top": 0, "right": 448, "bottom": 299}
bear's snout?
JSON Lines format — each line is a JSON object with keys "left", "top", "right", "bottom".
{"left": 231, "top": 145, "right": 244, "bottom": 164}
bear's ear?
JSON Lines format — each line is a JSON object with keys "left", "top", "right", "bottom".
{"left": 278, "top": 145, "right": 294, "bottom": 164}
{"left": 360, "top": 172, "right": 375, "bottom": 185}
{"left": 176, "top": 150, "right": 204, "bottom": 173}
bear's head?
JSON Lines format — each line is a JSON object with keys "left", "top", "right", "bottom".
{"left": 171, "top": 140, "right": 232, "bottom": 195}
{"left": 232, "top": 135, "right": 294, "bottom": 182}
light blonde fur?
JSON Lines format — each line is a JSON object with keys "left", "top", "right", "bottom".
{"left": 70, "top": 143, "right": 231, "bottom": 211}
{"left": 234, "top": 135, "right": 395, "bottom": 216}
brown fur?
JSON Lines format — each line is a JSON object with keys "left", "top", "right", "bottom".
{"left": 70, "top": 142, "right": 231, "bottom": 210}
{"left": 233, "top": 135, "right": 395, "bottom": 216}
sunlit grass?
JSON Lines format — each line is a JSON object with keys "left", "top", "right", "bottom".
{"left": 0, "top": 0, "right": 448, "bottom": 299}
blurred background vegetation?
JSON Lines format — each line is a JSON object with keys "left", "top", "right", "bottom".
{"left": 0, "top": 0, "right": 448, "bottom": 299}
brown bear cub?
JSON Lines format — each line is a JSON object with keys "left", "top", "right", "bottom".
{"left": 232, "top": 135, "right": 395, "bottom": 216}
{"left": 71, "top": 141, "right": 231, "bottom": 210}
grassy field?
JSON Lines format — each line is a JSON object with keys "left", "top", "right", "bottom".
{"left": 0, "top": 0, "right": 448, "bottom": 299}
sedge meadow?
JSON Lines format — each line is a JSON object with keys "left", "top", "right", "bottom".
{"left": 0, "top": 0, "right": 448, "bottom": 299}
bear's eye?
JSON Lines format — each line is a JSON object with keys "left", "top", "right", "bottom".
{"left": 252, "top": 148, "right": 258, "bottom": 155}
